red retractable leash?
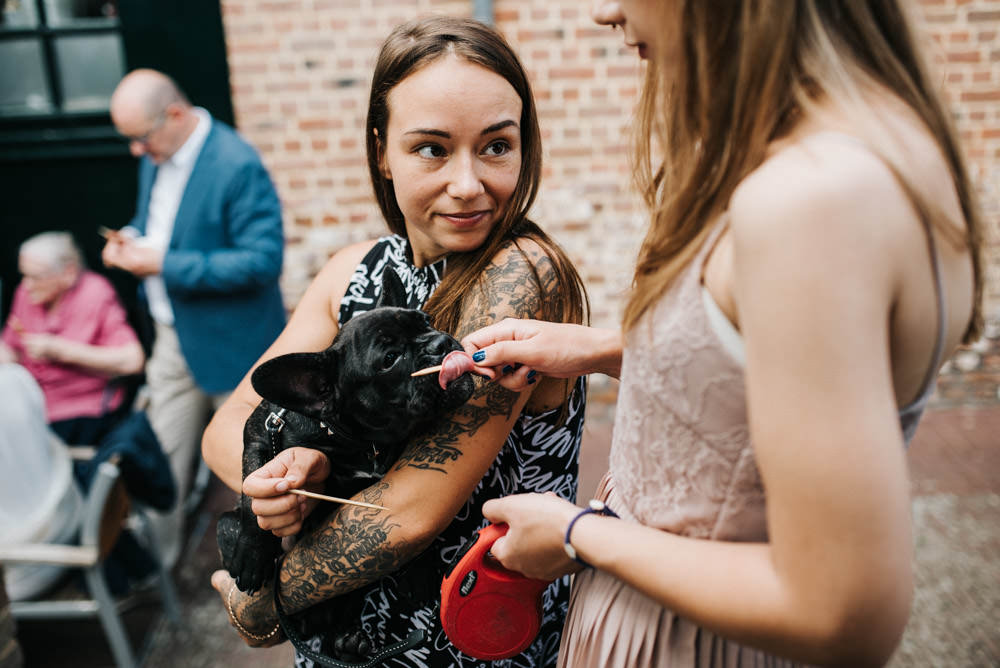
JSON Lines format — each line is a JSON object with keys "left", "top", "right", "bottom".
{"left": 440, "top": 523, "right": 552, "bottom": 660}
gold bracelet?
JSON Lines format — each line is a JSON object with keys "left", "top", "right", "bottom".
{"left": 227, "top": 585, "right": 281, "bottom": 642}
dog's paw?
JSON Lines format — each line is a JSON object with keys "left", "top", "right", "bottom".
{"left": 332, "top": 628, "right": 372, "bottom": 662}
{"left": 216, "top": 511, "right": 241, "bottom": 568}
{"left": 217, "top": 511, "right": 281, "bottom": 594}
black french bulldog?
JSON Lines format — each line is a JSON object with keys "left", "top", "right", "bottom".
{"left": 216, "top": 268, "right": 475, "bottom": 660}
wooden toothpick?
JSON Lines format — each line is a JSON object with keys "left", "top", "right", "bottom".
{"left": 410, "top": 364, "right": 443, "bottom": 377}
{"left": 288, "top": 488, "right": 388, "bottom": 511}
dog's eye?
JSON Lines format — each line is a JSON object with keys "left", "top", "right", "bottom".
{"left": 382, "top": 351, "right": 400, "bottom": 370}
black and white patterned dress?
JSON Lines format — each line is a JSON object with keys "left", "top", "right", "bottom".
{"left": 296, "top": 235, "right": 586, "bottom": 668}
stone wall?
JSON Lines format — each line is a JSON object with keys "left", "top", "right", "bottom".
{"left": 219, "top": 0, "right": 1000, "bottom": 407}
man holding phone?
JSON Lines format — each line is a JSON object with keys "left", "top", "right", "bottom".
{"left": 102, "top": 68, "right": 285, "bottom": 568}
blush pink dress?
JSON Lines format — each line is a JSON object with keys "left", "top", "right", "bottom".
{"left": 558, "top": 210, "right": 942, "bottom": 666}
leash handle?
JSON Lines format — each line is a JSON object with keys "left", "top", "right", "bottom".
{"left": 272, "top": 557, "right": 424, "bottom": 668}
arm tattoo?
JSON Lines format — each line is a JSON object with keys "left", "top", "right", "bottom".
{"left": 279, "top": 482, "right": 410, "bottom": 613}
{"left": 395, "top": 244, "right": 551, "bottom": 473}
{"left": 278, "top": 242, "right": 559, "bottom": 614}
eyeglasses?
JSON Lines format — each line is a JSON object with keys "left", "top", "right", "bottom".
{"left": 121, "top": 113, "right": 167, "bottom": 146}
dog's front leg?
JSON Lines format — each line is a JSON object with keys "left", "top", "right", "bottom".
{"left": 217, "top": 403, "right": 284, "bottom": 594}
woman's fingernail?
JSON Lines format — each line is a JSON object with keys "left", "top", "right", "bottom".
{"left": 275, "top": 479, "right": 288, "bottom": 492}
{"left": 502, "top": 365, "right": 514, "bottom": 374}
{"left": 526, "top": 370, "right": 537, "bottom": 380}
{"left": 472, "top": 350, "right": 486, "bottom": 362}
{"left": 527, "top": 377, "right": 537, "bottom": 385}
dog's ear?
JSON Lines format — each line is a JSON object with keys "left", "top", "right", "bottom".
{"left": 375, "top": 267, "right": 408, "bottom": 309}
{"left": 251, "top": 352, "right": 336, "bottom": 419}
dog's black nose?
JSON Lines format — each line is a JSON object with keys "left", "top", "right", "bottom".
{"left": 425, "top": 333, "right": 457, "bottom": 356}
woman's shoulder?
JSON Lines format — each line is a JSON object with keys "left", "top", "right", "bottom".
{"left": 730, "top": 130, "right": 920, "bottom": 249}
{"left": 316, "top": 239, "right": 380, "bottom": 278}
{"left": 490, "top": 234, "right": 555, "bottom": 273}
{"left": 297, "top": 239, "right": 379, "bottom": 308}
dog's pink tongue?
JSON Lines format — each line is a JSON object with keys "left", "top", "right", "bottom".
{"left": 438, "top": 350, "right": 476, "bottom": 390}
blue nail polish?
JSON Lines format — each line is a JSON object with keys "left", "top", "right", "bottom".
{"left": 526, "top": 369, "right": 537, "bottom": 380}
{"left": 502, "top": 365, "right": 514, "bottom": 374}
{"left": 527, "top": 377, "right": 536, "bottom": 385}
{"left": 472, "top": 350, "right": 485, "bottom": 362}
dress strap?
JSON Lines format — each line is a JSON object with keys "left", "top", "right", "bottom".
{"left": 908, "top": 209, "right": 948, "bottom": 407}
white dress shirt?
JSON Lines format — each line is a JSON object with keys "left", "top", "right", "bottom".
{"left": 136, "top": 107, "right": 212, "bottom": 326}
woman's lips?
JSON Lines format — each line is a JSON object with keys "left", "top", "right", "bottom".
{"left": 439, "top": 211, "right": 489, "bottom": 229}
{"left": 625, "top": 41, "right": 648, "bottom": 59}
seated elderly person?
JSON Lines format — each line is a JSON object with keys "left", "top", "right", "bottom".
{"left": 0, "top": 231, "right": 144, "bottom": 445}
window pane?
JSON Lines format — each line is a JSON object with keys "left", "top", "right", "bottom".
{"left": 54, "top": 32, "right": 123, "bottom": 111}
{"left": 1, "top": 0, "right": 39, "bottom": 28}
{"left": 45, "top": 0, "right": 118, "bottom": 28}
{"left": 0, "top": 39, "right": 52, "bottom": 115}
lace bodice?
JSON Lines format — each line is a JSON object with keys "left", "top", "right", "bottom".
{"left": 608, "top": 223, "right": 766, "bottom": 541}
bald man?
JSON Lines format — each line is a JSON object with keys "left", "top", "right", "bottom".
{"left": 102, "top": 69, "right": 286, "bottom": 568}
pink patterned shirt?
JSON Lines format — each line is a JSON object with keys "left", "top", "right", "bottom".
{"left": 2, "top": 271, "right": 140, "bottom": 423}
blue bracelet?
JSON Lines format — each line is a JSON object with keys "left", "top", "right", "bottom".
{"left": 563, "top": 499, "right": 619, "bottom": 568}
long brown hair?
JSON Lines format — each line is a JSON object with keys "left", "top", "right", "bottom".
{"left": 624, "top": 0, "right": 983, "bottom": 342}
{"left": 366, "top": 16, "right": 588, "bottom": 333}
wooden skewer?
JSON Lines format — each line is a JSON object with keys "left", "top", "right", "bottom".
{"left": 288, "top": 488, "right": 388, "bottom": 511}
{"left": 410, "top": 364, "right": 443, "bottom": 377}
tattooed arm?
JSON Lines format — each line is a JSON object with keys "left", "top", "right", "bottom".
{"left": 232, "top": 239, "right": 566, "bottom": 625}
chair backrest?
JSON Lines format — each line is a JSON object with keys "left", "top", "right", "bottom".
{"left": 97, "top": 478, "right": 130, "bottom": 560}
{"left": 79, "top": 459, "right": 128, "bottom": 562}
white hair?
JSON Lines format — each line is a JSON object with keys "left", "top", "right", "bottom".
{"left": 19, "top": 231, "right": 84, "bottom": 272}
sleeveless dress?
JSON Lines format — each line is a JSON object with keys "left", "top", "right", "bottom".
{"left": 297, "top": 235, "right": 587, "bottom": 668}
{"left": 558, "top": 204, "right": 945, "bottom": 667}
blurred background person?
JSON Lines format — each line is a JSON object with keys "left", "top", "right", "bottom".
{"left": 0, "top": 231, "right": 144, "bottom": 446}
{"left": 102, "top": 68, "right": 285, "bottom": 568}
{"left": 0, "top": 363, "right": 84, "bottom": 604}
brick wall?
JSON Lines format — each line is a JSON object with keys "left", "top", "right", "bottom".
{"left": 220, "top": 0, "right": 1000, "bottom": 407}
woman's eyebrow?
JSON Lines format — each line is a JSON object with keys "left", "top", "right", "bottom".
{"left": 402, "top": 119, "right": 518, "bottom": 139}
{"left": 482, "top": 119, "right": 518, "bottom": 135}
{"left": 404, "top": 128, "right": 450, "bottom": 138}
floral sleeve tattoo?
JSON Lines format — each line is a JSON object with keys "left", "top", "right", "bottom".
{"left": 276, "top": 243, "right": 557, "bottom": 615}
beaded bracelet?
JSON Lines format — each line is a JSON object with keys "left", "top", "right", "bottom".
{"left": 563, "top": 499, "right": 619, "bottom": 568}
{"left": 227, "top": 585, "right": 281, "bottom": 642}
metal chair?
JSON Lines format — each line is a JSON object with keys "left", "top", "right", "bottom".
{"left": 0, "top": 456, "right": 180, "bottom": 668}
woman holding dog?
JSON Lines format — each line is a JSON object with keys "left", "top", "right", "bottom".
{"left": 204, "top": 15, "right": 589, "bottom": 667}
{"left": 462, "top": 1, "right": 984, "bottom": 666}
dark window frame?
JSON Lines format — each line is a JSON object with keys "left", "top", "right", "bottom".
{"left": 0, "top": 0, "right": 126, "bottom": 159}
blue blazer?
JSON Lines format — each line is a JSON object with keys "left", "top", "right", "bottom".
{"left": 129, "top": 118, "right": 286, "bottom": 394}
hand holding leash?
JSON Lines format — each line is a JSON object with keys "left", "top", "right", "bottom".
{"left": 441, "top": 523, "right": 552, "bottom": 660}
{"left": 481, "top": 492, "right": 586, "bottom": 581}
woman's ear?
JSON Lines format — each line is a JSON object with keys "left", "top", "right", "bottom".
{"left": 375, "top": 128, "right": 392, "bottom": 180}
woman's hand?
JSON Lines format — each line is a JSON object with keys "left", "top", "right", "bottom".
{"left": 210, "top": 570, "right": 284, "bottom": 648}
{"left": 461, "top": 319, "right": 623, "bottom": 391}
{"left": 242, "top": 447, "right": 331, "bottom": 537}
{"left": 482, "top": 492, "right": 584, "bottom": 581}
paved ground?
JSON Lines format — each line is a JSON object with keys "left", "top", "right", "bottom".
{"left": 13, "top": 403, "right": 1000, "bottom": 667}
